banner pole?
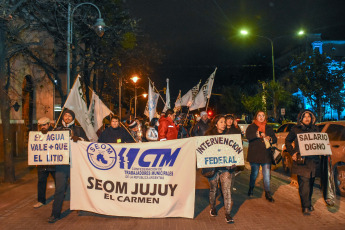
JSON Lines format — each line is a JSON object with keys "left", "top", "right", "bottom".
{"left": 148, "top": 77, "right": 167, "bottom": 107}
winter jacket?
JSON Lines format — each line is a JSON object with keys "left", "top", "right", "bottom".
{"left": 158, "top": 116, "right": 179, "bottom": 141}
{"left": 246, "top": 123, "right": 277, "bottom": 164}
{"left": 98, "top": 126, "right": 135, "bottom": 143}
{"left": 226, "top": 125, "right": 242, "bottom": 135}
{"left": 285, "top": 109, "right": 320, "bottom": 178}
{"left": 192, "top": 119, "right": 210, "bottom": 136}
{"left": 55, "top": 123, "right": 88, "bottom": 141}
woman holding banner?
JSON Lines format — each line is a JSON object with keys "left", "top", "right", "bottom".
{"left": 204, "top": 115, "right": 235, "bottom": 224}
{"left": 246, "top": 110, "right": 277, "bottom": 202}
{"left": 285, "top": 109, "right": 320, "bottom": 215}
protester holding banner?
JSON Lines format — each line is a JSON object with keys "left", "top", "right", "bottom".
{"left": 33, "top": 117, "right": 55, "bottom": 209}
{"left": 204, "top": 115, "right": 235, "bottom": 224}
{"left": 146, "top": 118, "right": 159, "bottom": 141}
{"left": 48, "top": 109, "right": 89, "bottom": 223}
{"left": 98, "top": 116, "right": 135, "bottom": 143}
{"left": 158, "top": 109, "right": 179, "bottom": 141}
{"left": 285, "top": 109, "right": 320, "bottom": 215}
{"left": 225, "top": 114, "right": 241, "bottom": 135}
{"left": 246, "top": 110, "right": 277, "bottom": 202}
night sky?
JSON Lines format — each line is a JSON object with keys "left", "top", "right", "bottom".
{"left": 125, "top": 0, "right": 345, "bottom": 98}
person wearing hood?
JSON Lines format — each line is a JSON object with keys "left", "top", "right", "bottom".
{"left": 246, "top": 110, "right": 277, "bottom": 202}
{"left": 98, "top": 116, "right": 135, "bottom": 143}
{"left": 48, "top": 109, "right": 88, "bottom": 223}
{"left": 285, "top": 109, "right": 320, "bottom": 215}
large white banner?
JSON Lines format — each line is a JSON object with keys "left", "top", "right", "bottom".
{"left": 28, "top": 131, "right": 70, "bottom": 165}
{"left": 196, "top": 134, "right": 244, "bottom": 168}
{"left": 70, "top": 138, "right": 196, "bottom": 218}
{"left": 297, "top": 132, "right": 332, "bottom": 156}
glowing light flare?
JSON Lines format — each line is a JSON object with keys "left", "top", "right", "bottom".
{"left": 131, "top": 75, "right": 139, "bottom": 83}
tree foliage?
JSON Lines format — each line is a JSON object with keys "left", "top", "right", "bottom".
{"left": 291, "top": 51, "right": 345, "bottom": 121}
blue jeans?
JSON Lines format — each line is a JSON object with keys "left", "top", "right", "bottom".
{"left": 249, "top": 163, "right": 271, "bottom": 192}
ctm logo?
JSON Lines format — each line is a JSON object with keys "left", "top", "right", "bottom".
{"left": 118, "top": 148, "right": 181, "bottom": 169}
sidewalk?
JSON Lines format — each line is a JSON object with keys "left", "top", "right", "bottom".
{"left": 1, "top": 159, "right": 345, "bottom": 230}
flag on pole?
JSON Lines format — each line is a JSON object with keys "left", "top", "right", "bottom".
{"left": 173, "top": 90, "right": 182, "bottom": 112}
{"left": 88, "top": 91, "right": 113, "bottom": 132}
{"left": 189, "top": 68, "right": 217, "bottom": 111}
{"left": 64, "top": 75, "right": 98, "bottom": 141}
{"left": 163, "top": 78, "right": 171, "bottom": 112}
{"left": 174, "top": 80, "right": 201, "bottom": 108}
{"left": 144, "top": 81, "right": 159, "bottom": 121}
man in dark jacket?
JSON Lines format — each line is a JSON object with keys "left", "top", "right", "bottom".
{"left": 285, "top": 109, "right": 319, "bottom": 215}
{"left": 192, "top": 111, "right": 210, "bottom": 136}
{"left": 33, "top": 117, "right": 55, "bottom": 209}
{"left": 98, "top": 116, "right": 135, "bottom": 143}
{"left": 48, "top": 109, "right": 88, "bottom": 223}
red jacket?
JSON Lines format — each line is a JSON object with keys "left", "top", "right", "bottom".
{"left": 158, "top": 116, "right": 179, "bottom": 141}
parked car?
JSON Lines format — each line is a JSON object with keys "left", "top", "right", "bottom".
{"left": 268, "top": 122, "right": 281, "bottom": 132}
{"left": 281, "top": 121, "right": 345, "bottom": 196}
{"left": 275, "top": 123, "right": 296, "bottom": 173}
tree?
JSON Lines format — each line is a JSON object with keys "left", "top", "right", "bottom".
{"left": 292, "top": 51, "right": 345, "bottom": 121}
{"left": 241, "top": 80, "right": 293, "bottom": 119}
{"left": 220, "top": 85, "right": 245, "bottom": 116}
{"left": 0, "top": 0, "right": 28, "bottom": 183}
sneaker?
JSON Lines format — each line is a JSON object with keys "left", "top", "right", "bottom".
{"left": 209, "top": 208, "right": 217, "bottom": 217}
{"left": 33, "top": 202, "right": 44, "bottom": 209}
{"left": 48, "top": 216, "right": 59, "bottom": 223}
{"left": 225, "top": 214, "right": 234, "bottom": 223}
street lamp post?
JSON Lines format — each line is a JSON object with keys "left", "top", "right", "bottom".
{"left": 240, "top": 30, "right": 275, "bottom": 81}
{"left": 240, "top": 29, "right": 305, "bottom": 82}
{"left": 67, "top": 2, "right": 106, "bottom": 94}
{"left": 129, "top": 93, "right": 147, "bottom": 118}
{"left": 130, "top": 75, "right": 139, "bottom": 118}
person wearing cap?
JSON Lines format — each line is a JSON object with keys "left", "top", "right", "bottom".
{"left": 192, "top": 111, "right": 210, "bottom": 136}
{"left": 48, "top": 109, "right": 88, "bottom": 223}
{"left": 127, "top": 120, "right": 142, "bottom": 142}
{"left": 98, "top": 116, "right": 135, "bottom": 143}
{"left": 158, "top": 109, "right": 179, "bottom": 141}
{"left": 33, "top": 117, "right": 55, "bottom": 209}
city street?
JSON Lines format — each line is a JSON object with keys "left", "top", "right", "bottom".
{"left": 1, "top": 145, "right": 345, "bottom": 230}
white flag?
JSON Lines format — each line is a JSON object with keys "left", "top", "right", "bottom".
{"left": 64, "top": 76, "right": 98, "bottom": 141}
{"left": 173, "top": 90, "right": 182, "bottom": 112}
{"left": 163, "top": 78, "right": 171, "bottom": 112}
{"left": 144, "top": 81, "right": 159, "bottom": 121}
{"left": 189, "top": 68, "right": 217, "bottom": 111}
{"left": 88, "top": 91, "right": 112, "bottom": 132}
{"left": 174, "top": 80, "right": 201, "bottom": 108}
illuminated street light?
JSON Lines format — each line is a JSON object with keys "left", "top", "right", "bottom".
{"left": 67, "top": 2, "right": 106, "bottom": 94}
{"left": 298, "top": 30, "right": 305, "bottom": 36}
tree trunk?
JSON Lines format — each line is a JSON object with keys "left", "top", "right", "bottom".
{"left": 0, "top": 22, "right": 15, "bottom": 182}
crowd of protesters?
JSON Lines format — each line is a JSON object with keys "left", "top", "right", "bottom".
{"left": 34, "top": 108, "right": 335, "bottom": 224}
